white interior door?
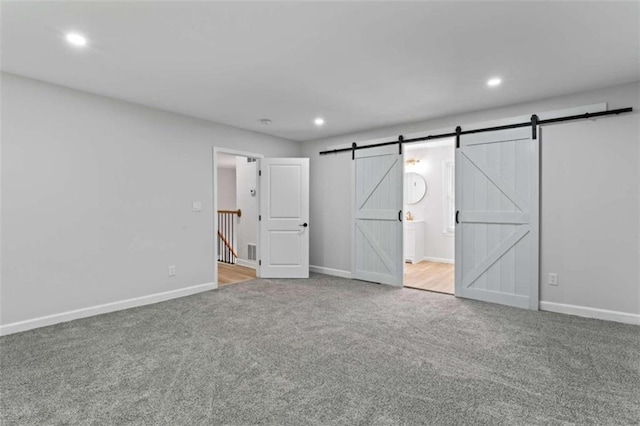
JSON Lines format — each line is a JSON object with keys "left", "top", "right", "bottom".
{"left": 455, "top": 127, "right": 539, "bottom": 309}
{"left": 353, "top": 145, "right": 403, "bottom": 287}
{"left": 258, "top": 158, "right": 309, "bottom": 278}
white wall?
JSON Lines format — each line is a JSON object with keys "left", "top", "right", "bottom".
{"left": 1, "top": 72, "right": 300, "bottom": 327}
{"left": 405, "top": 144, "right": 455, "bottom": 262}
{"left": 235, "top": 157, "right": 257, "bottom": 263}
{"left": 301, "top": 81, "right": 640, "bottom": 318}
{"left": 216, "top": 167, "right": 237, "bottom": 211}
{"left": 540, "top": 114, "right": 639, "bottom": 315}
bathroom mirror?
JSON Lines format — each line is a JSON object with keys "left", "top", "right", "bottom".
{"left": 405, "top": 172, "right": 427, "bottom": 204}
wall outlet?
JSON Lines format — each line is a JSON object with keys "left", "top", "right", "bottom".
{"left": 168, "top": 265, "right": 176, "bottom": 277}
{"left": 548, "top": 273, "right": 558, "bottom": 286}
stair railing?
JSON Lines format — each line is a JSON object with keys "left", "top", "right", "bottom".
{"left": 217, "top": 209, "right": 241, "bottom": 264}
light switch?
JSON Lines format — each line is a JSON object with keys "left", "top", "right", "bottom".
{"left": 192, "top": 201, "right": 202, "bottom": 212}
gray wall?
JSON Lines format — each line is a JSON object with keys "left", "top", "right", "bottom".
{"left": 1, "top": 72, "right": 300, "bottom": 325}
{"left": 540, "top": 115, "right": 639, "bottom": 314}
{"left": 302, "top": 81, "right": 640, "bottom": 315}
{"left": 217, "top": 167, "right": 237, "bottom": 211}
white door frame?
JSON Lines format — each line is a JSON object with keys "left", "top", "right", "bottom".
{"left": 212, "top": 147, "right": 263, "bottom": 287}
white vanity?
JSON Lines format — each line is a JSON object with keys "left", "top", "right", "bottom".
{"left": 404, "top": 220, "right": 425, "bottom": 263}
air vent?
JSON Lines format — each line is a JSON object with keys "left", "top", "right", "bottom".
{"left": 247, "top": 157, "right": 257, "bottom": 163}
{"left": 247, "top": 243, "right": 257, "bottom": 261}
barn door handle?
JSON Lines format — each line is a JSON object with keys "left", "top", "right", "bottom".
{"left": 398, "top": 210, "right": 402, "bottom": 222}
{"left": 455, "top": 210, "right": 460, "bottom": 224}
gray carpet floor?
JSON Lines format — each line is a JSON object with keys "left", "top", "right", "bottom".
{"left": 1, "top": 274, "right": 639, "bottom": 425}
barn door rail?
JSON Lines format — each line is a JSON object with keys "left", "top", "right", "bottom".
{"left": 218, "top": 209, "right": 241, "bottom": 264}
{"left": 318, "top": 107, "right": 633, "bottom": 157}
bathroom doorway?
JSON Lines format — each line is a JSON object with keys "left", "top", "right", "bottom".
{"left": 403, "top": 139, "right": 455, "bottom": 294}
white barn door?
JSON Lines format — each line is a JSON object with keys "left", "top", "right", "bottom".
{"left": 455, "top": 127, "right": 539, "bottom": 309}
{"left": 259, "top": 158, "right": 309, "bottom": 279}
{"left": 353, "top": 145, "right": 403, "bottom": 287}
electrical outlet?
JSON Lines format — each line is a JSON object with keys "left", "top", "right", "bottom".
{"left": 168, "top": 265, "right": 176, "bottom": 277}
{"left": 548, "top": 273, "right": 558, "bottom": 286}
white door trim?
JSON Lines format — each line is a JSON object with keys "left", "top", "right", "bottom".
{"left": 212, "top": 147, "right": 263, "bottom": 286}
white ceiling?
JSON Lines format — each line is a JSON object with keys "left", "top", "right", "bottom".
{"left": 2, "top": 1, "right": 638, "bottom": 141}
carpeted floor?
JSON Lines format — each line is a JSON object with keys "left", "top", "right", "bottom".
{"left": 1, "top": 274, "right": 639, "bottom": 425}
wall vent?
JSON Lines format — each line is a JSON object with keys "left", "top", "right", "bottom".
{"left": 247, "top": 157, "right": 257, "bottom": 163}
{"left": 247, "top": 243, "right": 257, "bottom": 261}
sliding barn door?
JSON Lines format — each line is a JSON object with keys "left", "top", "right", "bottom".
{"left": 455, "top": 127, "right": 539, "bottom": 309}
{"left": 258, "top": 158, "right": 309, "bottom": 279}
{"left": 353, "top": 145, "right": 403, "bottom": 287}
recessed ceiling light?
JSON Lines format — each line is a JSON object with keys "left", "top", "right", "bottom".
{"left": 314, "top": 117, "right": 325, "bottom": 126}
{"left": 487, "top": 77, "right": 502, "bottom": 87}
{"left": 65, "top": 33, "right": 87, "bottom": 47}
{"left": 260, "top": 118, "right": 272, "bottom": 125}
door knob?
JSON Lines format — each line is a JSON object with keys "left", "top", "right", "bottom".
{"left": 299, "top": 223, "right": 308, "bottom": 227}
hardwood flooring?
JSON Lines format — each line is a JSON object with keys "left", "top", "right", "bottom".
{"left": 404, "top": 261, "right": 454, "bottom": 294}
{"left": 218, "top": 261, "right": 452, "bottom": 292}
{"left": 218, "top": 262, "right": 256, "bottom": 286}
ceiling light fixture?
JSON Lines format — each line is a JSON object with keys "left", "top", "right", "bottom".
{"left": 487, "top": 77, "right": 502, "bottom": 87}
{"left": 314, "top": 117, "right": 325, "bottom": 126}
{"left": 260, "top": 118, "right": 272, "bottom": 125}
{"left": 65, "top": 32, "right": 87, "bottom": 47}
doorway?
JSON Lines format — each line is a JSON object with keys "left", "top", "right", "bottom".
{"left": 213, "top": 148, "right": 262, "bottom": 286}
{"left": 403, "top": 139, "right": 455, "bottom": 294}
{"left": 213, "top": 149, "right": 310, "bottom": 286}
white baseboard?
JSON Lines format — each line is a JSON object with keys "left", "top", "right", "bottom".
{"left": 540, "top": 301, "right": 640, "bottom": 326}
{"left": 309, "top": 265, "right": 352, "bottom": 279}
{"left": 423, "top": 257, "right": 454, "bottom": 264}
{"left": 235, "top": 258, "right": 257, "bottom": 269}
{"left": 0, "top": 282, "right": 217, "bottom": 337}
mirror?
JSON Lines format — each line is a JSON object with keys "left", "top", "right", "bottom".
{"left": 405, "top": 172, "right": 427, "bottom": 204}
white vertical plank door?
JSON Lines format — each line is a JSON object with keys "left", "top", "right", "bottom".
{"left": 455, "top": 127, "right": 539, "bottom": 309}
{"left": 258, "top": 158, "right": 310, "bottom": 279}
{"left": 352, "top": 145, "right": 404, "bottom": 287}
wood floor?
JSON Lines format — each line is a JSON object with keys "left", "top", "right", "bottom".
{"left": 404, "top": 261, "right": 454, "bottom": 294}
{"left": 218, "top": 262, "right": 256, "bottom": 286}
{"left": 218, "top": 261, "right": 452, "bottom": 292}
